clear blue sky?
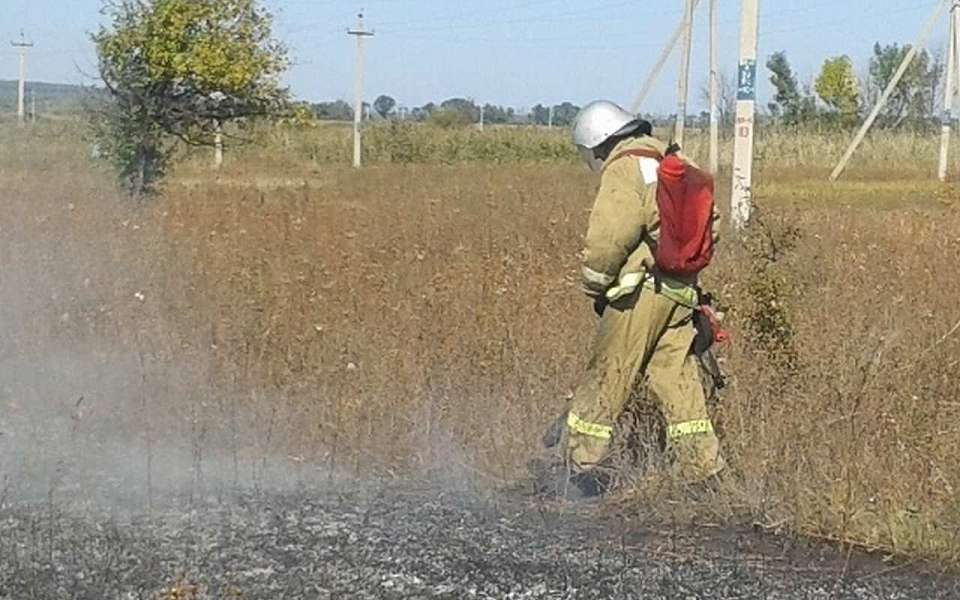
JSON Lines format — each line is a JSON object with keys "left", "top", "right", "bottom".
{"left": 4, "top": 0, "right": 948, "bottom": 114}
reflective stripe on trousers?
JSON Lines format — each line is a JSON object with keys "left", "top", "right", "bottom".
{"left": 667, "top": 419, "right": 714, "bottom": 439}
{"left": 567, "top": 412, "right": 613, "bottom": 440}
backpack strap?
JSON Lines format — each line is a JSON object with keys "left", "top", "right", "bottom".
{"left": 606, "top": 146, "right": 692, "bottom": 183}
{"left": 603, "top": 147, "right": 666, "bottom": 185}
{"left": 603, "top": 147, "right": 663, "bottom": 171}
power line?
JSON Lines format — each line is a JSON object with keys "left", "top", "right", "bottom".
{"left": 377, "top": 0, "right": 645, "bottom": 35}
{"left": 760, "top": 1, "right": 941, "bottom": 38}
{"left": 364, "top": 1, "right": 938, "bottom": 52}
{"left": 276, "top": 0, "right": 580, "bottom": 39}
{"left": 373, "top": 0, "right": 577, "bottom": 30}
{"left": 379, "top": 0, "right": 937, "bottom": 45}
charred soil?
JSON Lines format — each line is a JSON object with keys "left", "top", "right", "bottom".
{"left": 2, "top": 481, "right": 959, "bottom": 599}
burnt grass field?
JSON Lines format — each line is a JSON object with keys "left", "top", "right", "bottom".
{"left": 3, "top": 478, "right": 960, "bottom": 599}
{"left": 3, "top": 123, "right": 960, "bottom": 596}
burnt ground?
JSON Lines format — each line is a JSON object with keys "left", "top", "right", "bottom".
{"left": 1, "top": 477, "right": 959, "bottom": 600}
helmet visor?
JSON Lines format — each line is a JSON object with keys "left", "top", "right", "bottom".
{"left": 577, "top": 145, "right": 604, "bottom": 172}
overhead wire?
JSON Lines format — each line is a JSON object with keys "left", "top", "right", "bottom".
{"left": 275, "top": 0, "right": 579, "bottom": 38}
{"left": 370, "top": 0, "right": 941, "bottom": 52}
{"left": 377, "top": 0, "right": 651, "bottom": 35}
{"left": 767, "top": 1, "right": 940, "bottom": 33}
{"left": 372, "top": 0, "right": 586, "bottom": 29}
{"left": 277, "top": 0, "right": 918, "bottom": 65}
{"left": 17, "top": 1, "right": 946, "bottom": 108}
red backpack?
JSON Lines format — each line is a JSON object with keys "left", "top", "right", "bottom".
{"left": 610, "top": 148, "right": 715, "bottom": 276}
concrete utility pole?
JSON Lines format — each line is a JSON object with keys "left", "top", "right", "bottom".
{"left": 632, "top": 0, "right": 702, "bottom": 112}
{"left": 479, "top": 104, "right": 485, "bottom": 131}
{"left": 831, "top": 0, "right": 945, "bottom": 181}
{"left": 348, "top": 13, "right": 374, "bottom": 169}
{"left": 731, "top": 0, "right": 759, "bottom": 231}
{"left": 675, "top": 0, "right": 695, "bottom": 145}
{"left": 11, "top": 31, "right": 33, "bottom": 126}
{"left": 214, "top": 122, "right": 224, "bottom": 169}
{"left": 708, "top": 0, "right": 720, "bottom": 174}
{"left": 939, "top": 0, "right": 960, "bottom": 181}
{"left": 548, "top": 105, "right": 554, "bottom": 128}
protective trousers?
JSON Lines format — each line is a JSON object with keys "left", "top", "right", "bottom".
{"left": 563, "top": 285, "right": 724, "bottom": 482}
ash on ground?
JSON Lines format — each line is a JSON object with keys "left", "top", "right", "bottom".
{"left": 1, "top": 477, "right": 958, "bottom": 600}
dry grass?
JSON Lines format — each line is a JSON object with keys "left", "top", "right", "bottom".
{"left": 3, "top": 121, "right": 960, "bottom": 563}
{"left": 185, "top": 118, "right": 957, "bottom": 176}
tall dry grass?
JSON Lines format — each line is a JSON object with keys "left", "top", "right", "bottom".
{"left": 182, "top": 118, "right": 957, "bottom": 180}
{"left": 3, "top": 121, "right": 960, "bottom": 561}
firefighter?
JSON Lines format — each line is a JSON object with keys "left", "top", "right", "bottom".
{"left": 559, "top": 100, "right": 725, "bottom": 495}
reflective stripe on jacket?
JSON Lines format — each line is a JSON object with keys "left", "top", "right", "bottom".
{"left": 579, "top": 136, "right": 718, "bottom": 306}
{"left": 579, "top": 136, "right": 664, "bottom": 299}
{"left": 605, "top": 271, "right": 699, "bottom": 307}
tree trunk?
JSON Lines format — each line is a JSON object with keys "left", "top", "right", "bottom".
{"left": 134, "top": 149, "right": 147, "bottom": 201}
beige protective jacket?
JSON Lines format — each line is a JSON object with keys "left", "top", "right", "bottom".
{"left": 579, "top": 136, "right": 718, "bottom": 304}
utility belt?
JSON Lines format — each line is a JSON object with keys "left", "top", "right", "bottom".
{"left": 604, "top": 270, "right": 699, "bottom": 308}
{"left": 596, "top": 269, "right": 730, "bottom": 393}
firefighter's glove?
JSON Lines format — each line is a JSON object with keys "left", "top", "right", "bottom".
{"left": 593, "top": 295, "right": 608, "bottom": 317}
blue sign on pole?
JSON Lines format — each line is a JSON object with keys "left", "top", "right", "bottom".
{"left": 737, "top": 59, "right": 757, "bottom": 101}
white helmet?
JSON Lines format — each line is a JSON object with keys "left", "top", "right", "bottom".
{"left": 571, "top": 100, "right": 642, "bottom": 171}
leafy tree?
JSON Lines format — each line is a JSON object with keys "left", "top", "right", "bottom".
{"left": 868, "top": 43, "right": 939, "bottom": 128}
{"left": 91, "top": 0, "right": 288, "bottom": 197}
{"left": 313, "top": 100, "right": 353, "bottom": 121}
{"left": 529, "top": 104, "right": 550, "bottom": 125}
{"left": 481, "top": 103, "right": 514, "bottom": 124}
{"left": 439, "top": 98, "right": 479, "bottom": 122}
{"left": 551, "top": 102, "right": 580, "bottom": 127}
{"left": 428, "top": 111, "right": 465, "bottom": 128}
{"left": 373, "top": 94, "right": 396, "bottom": 118}
{"left": 766, "top": 51, "right": 816, "bottom": 126}
{"left": 815, "top": 55, "right": 860, "bottom": 126}
{"left": 767, "top": 51, "right": 800, "bottom": 117}
{"left": 410, "top": 102, "right": 437, "bottom": 122}
{"left": 279, "top": 102, "right": 318, "bottom": 127}
{"left": 698, "top": 71, "right": 736, "bottom": 128}
{"left": 423, "top": 98, "right": 477, "bottom": 128}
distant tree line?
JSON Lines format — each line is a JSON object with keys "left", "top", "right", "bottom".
{"left": 0, "top": 80, "right": 97, "bottom": 114}
{"left": 307, "top": 96, "right": 582, "bottom": 127}
{"left": 766, "top": 42, "right": 943, "bottom": 130}
{"left": 308, "top": 39, "right": 948, "bottom": 134}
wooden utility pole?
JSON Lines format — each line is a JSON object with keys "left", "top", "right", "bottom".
{"left": 940, "top": 0, "right": 960, "bottom": 181}
{"left": 348, "top": 13, "right": 374, "bottom": 169}
{"left": 11, "top": 31, "right": 33, "bottom": 126}
{"left": 731, "top": 0, "right": 759, "bottom": 231}
{"left": 632, "top": 0, "right": 702, "bottom": 112}
{"left": 708, "top": 0, "right": 720, "bottom": 174}
{"left": 831, "top": 1, "right": 945, "bottom": 181}
{"left": 675, "top": 0, "right": 695, "bottom": 145}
